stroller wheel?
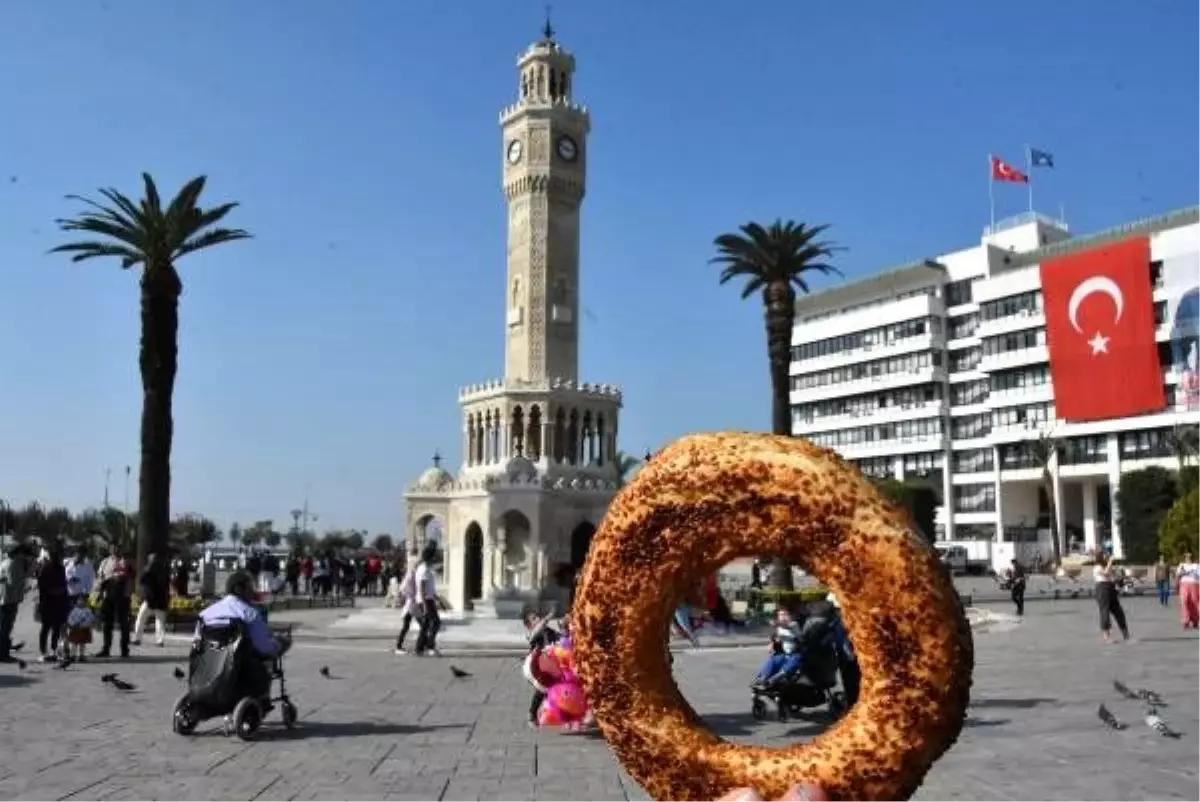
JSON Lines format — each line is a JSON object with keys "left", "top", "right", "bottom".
{"left": 172, "top": 694, "right": 199, "bottom": 736}
{"left": 750, "top": 697, "right": 767, "bottom": 721}
{"left": 232, "top": 698, "right": 263, "bottom": 741}
{"left": 281, "top": 700, "right": 298, "bottom": 729}
{"left": 829, "top": 691, "right": 849, "bottom": 718}
{"left": 777, "top": 705, "right": 789, "bottom": 723}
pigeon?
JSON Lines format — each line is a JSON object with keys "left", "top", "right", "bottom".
{"left": 101, "top": 673, "right": 137, "bottom": 692}
{"left": 449, "top": 665, "right": 471, "bottom": 679}
{"left": 1145, "top": 711, "right": 1182, "bottom": 739}
{"left": 1098, "top": 703, "right": 1127, "bottom": 731}
{"left": 1113, "top": 680, "right": 1139, "bottom": 700}
{"left": 54, "top": 657, "right": 73, "bottom": 671}
{"left": 173, "top": 667, "right": 185, "bottom": 680}
{"left": 319, "top": 666, "right": 333, "bottom": 679}
{"left": 1136, "top": 688, "right": 1166, "bottom": 707}
{"left": 15, "top": 658, "right": 26, "bottom": 671}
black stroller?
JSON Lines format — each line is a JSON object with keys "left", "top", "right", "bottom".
{"left": 750, "top": 613, "right": 854, "bottom": 723}
{"left": 172, "top": 620, "right": 297, "bottom": 740}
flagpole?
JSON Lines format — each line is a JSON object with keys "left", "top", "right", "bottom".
{"left": 1025, "top": 144, "right": 1034, "bottom": 214}
{"left": 987, "top": 154, "right": 996, "bottom": 231}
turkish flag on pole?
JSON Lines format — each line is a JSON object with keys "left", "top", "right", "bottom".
{"left": 1040, "top": 236, "right": 1165, "bottom": 422}
{"left": 991, "top": 156, "right": 1028, "bottom": 183}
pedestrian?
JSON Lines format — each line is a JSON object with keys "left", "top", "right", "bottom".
{"left": 36, "top": 541, "right": 69, "bottom": 662}
{"left": 65, "top": 594, "right": 95, "bottom": 661}
{"left": 0, "top": 544, "right": 32, "bottom": 663}
{"left": 1176, "top": 552, "right": 1200, "bottom": 629}
{"left": 413, "top": 543, "right": 442, "bottom": 657}
{"left": 132, "top": 552, "right": 170, "bottom": 648}
{"left": 1154, "top": 555, "right": 1172, "bottom": 607}
{"left": 172, "top": 559, "right": 189, "bottom": 598}
{"left": 313, "top": 554, "right": 329, "bottom": 597}
{"left": 1007, "top": 558, "right": 1027, "bottom": 617}
{"left": 392, "top": 560, "right": 418, "bottom": 654}
{"left": 96, "top": 544, "right": 134, "bottom": 659}
{"left": 300, "top": 554, "right": 314, "bottom": 596}
{"left": 64, "top": 545, "right": 95, "bottom": 610}
{"left": 1093, "top": 552, "right": 1130, "bottom": 643}
{"left": 285, "top": 554, "right": 300, "bottom": 596}
{"left": 246, "top": 551, "right": 262, "bottom": 594}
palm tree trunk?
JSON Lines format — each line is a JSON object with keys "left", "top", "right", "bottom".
{"left": 1042, "top": 471, "right": 1062, "bottom": 567}
{"left": 137, "top": 267, "right": 181, "bottom": 573}
{"left": 764, "top": 281, "right": 796, "bottom": 591}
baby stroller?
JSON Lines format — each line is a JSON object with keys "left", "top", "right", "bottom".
{"left": 750, "top": 614, "right": 852, "bottom": 723}
{"left": 171, "top": 620, "right": 297, "bottom": 740}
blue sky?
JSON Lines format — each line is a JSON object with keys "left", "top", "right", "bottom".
{"left": 0, "top": 0, "right": 1196, "bottom": 536}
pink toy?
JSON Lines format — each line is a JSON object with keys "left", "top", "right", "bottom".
{"left": 525, "top": 639, "right": 592, "bottom": 730}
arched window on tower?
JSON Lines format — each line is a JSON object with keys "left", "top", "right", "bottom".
{"left": 566, "top": 409, "right": 580, "bottom": 465}
{"left": 560, "top": 73, "right": 570, "bottom": 100}
{"left": 521, "top": 72, "right": 529, "bottom": 99}
{"left": 511, "top": 406, "right": 525, "bottom": 458}
{"left": 581, "top": 410, "right": 594, "bottom": 465}
{"left": 596, "top": 413, "right": 606, "bottom": 466}
{"left": 536, "top": 65, "right": 545, "bottom": 98}
{"left": 527, "top": 405, "right": 543, "bottom": 460}
{"left": 548, "top": 69, "right": 558, "bottom": 100}
{"left": 553, "top": 408, "right": 566, "bottom": 463}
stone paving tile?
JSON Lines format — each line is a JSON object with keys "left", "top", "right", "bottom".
{"left": 2, "top": 597, "right": 1198, "bottom": 800}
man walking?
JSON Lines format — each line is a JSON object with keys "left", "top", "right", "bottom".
{"left": 0, "top": 544, "right": 32, "bottom": 663}
{"left": 1008, "top": 558, "right": 1027, "bottom": 617}
{"left": 96, "top": 544, "right": 133, "bottom": 659}
{"left": 413, "top": 543, "right": 441, "bottom": 657}
{"left": 132, "top": 552, "right": 170, "bottom": 648}
{"left": 393, "top": 560, "right": 418, "bottom": 655}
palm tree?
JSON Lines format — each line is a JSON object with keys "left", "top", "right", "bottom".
{"left": 1029, "top": 432, "right": 1063, "bottom": 567}
{"left": 52, "top": 174, "right": 250, "bottom": 571}
{"left": 1166, "top": 424, "right": 1199, "bottom": 492}
{"left": 614, "top": 450, "right": 642, "bottom": 489}
{"left": 712, "top": 220, "right": 842, "bottom": 590}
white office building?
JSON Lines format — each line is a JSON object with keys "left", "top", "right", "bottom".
{"left": 790, "top": 207, "right": 1199, "bottom": 561}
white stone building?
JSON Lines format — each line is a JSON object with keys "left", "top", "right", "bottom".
{"left": 404, "top": 25, "right": 622, "bottom": 613}
{"left": 790, "top": 207, "right": 1200, "bottom": 560}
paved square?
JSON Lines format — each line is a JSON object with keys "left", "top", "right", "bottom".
{"left": 1, "top": 597, "right": 1196, "bottom": 800}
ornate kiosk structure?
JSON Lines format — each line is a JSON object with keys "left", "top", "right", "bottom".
{"left": 403, "top": 24, "right": 622, "bottom": 615}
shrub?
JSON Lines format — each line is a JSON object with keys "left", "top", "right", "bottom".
{"left": 1116, "top": 466, "right": 1179, "bottom": 563}
{"left": 1159, "top": 489, "right": 1199, "bottom": 562}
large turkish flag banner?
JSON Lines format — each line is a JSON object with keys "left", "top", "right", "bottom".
{"left": 1040, "top": 236, "right": 1165, "bottom": 422}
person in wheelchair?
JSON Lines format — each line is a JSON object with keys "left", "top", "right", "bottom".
{"left": 752, "top": 602, "right": 846, "bottom": 706}
{"left": 196, "top": 570, "right": 291, "bottom": 710}
{"left": 751, "top": 605, "right": 805, "bottom": 689}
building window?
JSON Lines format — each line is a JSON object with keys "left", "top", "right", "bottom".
{"left": 799, "top": 288, "right": 937, "bottom": 325}
{"left": 948, "top": 313, "right": 978, "bottom": 339}
{"left": 955, "top": 523, "right": 996, "bottom": 541}
{"left": 951, "top": 413, "right": 991, "bottom": 440}
{"left": 852, "top": 456, "right": 894, "bottom": 478}
{"left": 952, "top": 448, "right": 994, "bottom": 473}
{"left": 981, "top": 328, "right": 1045, "bottom": 357}
{"left": 791, "top": 316, "right": 940, "bottom": 363}
{"left": 1119, "top": 427, "right": 1182, "bottom": 460}
{"left": 989, "top": 365, "right": 1049, "bottom": 394}
{"left": 953, "top": 484, "right": 996, "bottom": 513}
{"left": 979, "top": 290, "right": 1042, "bottom": 322}
{"left": 949, "top": 346, "right": 981, "bottom": 373}
{"left": 951, "top": 380, "right": 989, "bottom": 406}
{"left": 1062, "top": 435, "right": 1108, "bottom": 465}
{"left": 792, "top": 384, "right": 944, "bottom": 423}
{"left": 991, "top": 402, "right": 1054, "bottom": 432}
{"left": 790, "top": 351, "right": 939, "bottom": 391}
{"left": 805, "top": 417, "right": 945, "bottom": 450}
{"left": 945, "top": 279, "right": 974, "bottom": 307}
{"left": 997, "top": 442, "right": 1040, "bottom": 470}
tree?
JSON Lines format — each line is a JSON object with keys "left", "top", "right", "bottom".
{"left": 614, "top": 451, "right": 642, "bottom": 489}
{"left": 345, "top": 530, "right": 365, "bottom": 551}
{"left": 1029, "top": 433, "right": 1064, "bottom": 567}
{"left": 1116, "top": 466, "right": 1179, "bottom": 563}
{"left": 52, "top": 173, "right": 251, "bottom": 572}
{"left": 241, "top": 520, "right": 274, "bottom": 548}
{"left": 372, "top": 534, "right": 395, "bottom": 553}
{"left": 227, "top": 523, "right": 242, "bottom": 546}
{"left": 42, "top": 507, "right": 75, "bottom": 542}
{"left": 712, "top": 219, "right": 842, "bottom": 590}
{"left": 1165, "top": 424, "right": 1199, "bottom": 494}
{"left": 1159, "top": 489, "right": 1199, "bottom": 562}
{"left": 265, "top": 531, "right": 282, "bottom": 548}
{"left": 872, "top": 478, "right": 938, "bottom": 542}
{"left": 15, "top": 502, "right": 46, "bottom": 542}
{"left": 171, "top": 514, "right": 218, "bottom": 551}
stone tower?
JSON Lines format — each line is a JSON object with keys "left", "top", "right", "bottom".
{"left": 500, "top": 19, "right": 589, "bottom": 383}
{"left": 402, "top": 24, "right": 624, "bottom": 615}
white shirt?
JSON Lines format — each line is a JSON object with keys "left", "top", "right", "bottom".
{"left": 1177, "top": 563, "right": 1200, "bottom": 584}
{"left": 1093, "top": 564, "right": 1115, "bottom": 584}
{"left": 64, "top": 559, "right": 96, "bottom": 597}
{"left": 414, "top": 563, "right": 436, "bottom": 603}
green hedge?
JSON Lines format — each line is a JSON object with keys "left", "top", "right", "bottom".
{"left": 1159, "top": 489, "right": 1199, "bottom": 562}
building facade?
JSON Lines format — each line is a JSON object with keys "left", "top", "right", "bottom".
{"left": 403, "top": 26, "right": 622, "bottom": 612}
{"left": 790, "top": 207, "right": 1200, "bottom": 560}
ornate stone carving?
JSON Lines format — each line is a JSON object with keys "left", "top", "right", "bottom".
{"left": 529, "top": 128, "right": 550, "bottom": 164}
{"left": 527, "top": 198, "right": 548, "bottom": 376}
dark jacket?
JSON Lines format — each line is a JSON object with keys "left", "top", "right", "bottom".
{"left": 37, "top": 558, "right": 69, "bottom": 625}
{"left": 140, "top": 560, "right": 171, "bottom": 610}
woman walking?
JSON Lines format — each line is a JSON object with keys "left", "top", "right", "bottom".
{"left": 1093, "top": 553, "right": 1130, "bottom": 643}
{"left": 36, "top": 542, "right": 69, "bottom": 662}
{"left": 132, "top": 552, "right": 170, "bottom": 647}
{"left": 1154, "top": 555, "right": 1172, "bottom": 607}
{"left": 1175, "top": 552, "right": 1199, "bottom": 629}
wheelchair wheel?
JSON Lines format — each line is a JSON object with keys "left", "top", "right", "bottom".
{"left": 281, "top": 700, "right": 298, "bottom": 729}
{"left": 776, "top": 704, "right": 789, "bottom": 723}
{"left": 750, "top": 697, "right": 767, "bottom": 721}
{"left": 232, "top": 698, "right": 263, "bottom": 741}
{"left": 172, "top": 694, "right": 199, "bottom": 736}
{"left": 829, "top": 690, "right": 849, "bottom": 719}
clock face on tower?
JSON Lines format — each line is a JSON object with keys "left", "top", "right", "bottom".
{"left": 507, "top": 139, "right": 523, "bottom": 165}
{"left": 556, "top": 135, "right": 578, "bottom": 163}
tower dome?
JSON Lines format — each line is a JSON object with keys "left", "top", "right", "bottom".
{"left": 412, "top": 452, "right": 455, "bottom": 492}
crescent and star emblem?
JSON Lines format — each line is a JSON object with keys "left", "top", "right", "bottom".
{"left": 1066, "top": 275, "right": 1124, "bottom": 356}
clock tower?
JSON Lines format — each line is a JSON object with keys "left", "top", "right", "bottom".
{"left": 499, "top": 20, "right": 589, "bottom": 383}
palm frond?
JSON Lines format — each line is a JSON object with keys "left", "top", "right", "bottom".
{"left": 141, "top": 173, "right": 162, "bottom": 220}
{"left": 53, "top": 213, "right": 145, "bottom": 250}
{"left": 96, "top": 187, "right": 149, "bottom": 232}
{"left": 48, "top": 240, "right": 144, "bottom": 268}
{"left": 174, "top": 227, "right": 253, "bottom": 259}
{"left": 165, "top": 175, "right": 208, "bottom": 223}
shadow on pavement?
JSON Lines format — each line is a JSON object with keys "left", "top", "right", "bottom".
{"left": 0, "top": 673, "right": 39, "bottom": 687}
{"left": 265, "top": 721, "right": 468, "bottom": 740}
{"left": 964, "top": 716, "right": 1012, "bottom": 728}
{"left": 701, "top": 710, "right": 838, "bottom": 740}
{"left": 1137, "top": 635, "right": 1198, "bottom": 644}
{"left": 970, "top": 697, "right": 1057, "bottom": 709}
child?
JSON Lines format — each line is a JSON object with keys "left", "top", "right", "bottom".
{"left": 64, "top": 596, "right": 96, "bottom": 662}
{"left": 753, "top": 606, "right": 803, "bottom": 688}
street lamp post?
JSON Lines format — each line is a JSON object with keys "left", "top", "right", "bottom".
{"left": 103, "top": 467, "right": 111, "bottom": 509}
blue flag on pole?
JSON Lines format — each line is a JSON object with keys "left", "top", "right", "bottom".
{"left": 1029, "top": 147, "right": 1054, "bottom": 168}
